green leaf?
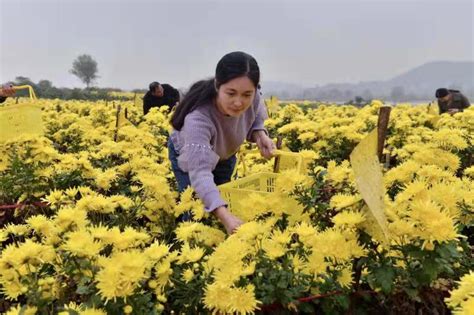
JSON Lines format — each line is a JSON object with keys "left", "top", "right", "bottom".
{"left": 415, "top": 258, "right": 441, "bottom": 286}
{"left": 373, "top": 265, "right": 395, "bottom": 294}
{"left": 76, "top": 284, "right": 91, "bottom": 295}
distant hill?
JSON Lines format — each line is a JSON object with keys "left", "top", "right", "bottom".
{"left": 262, "top": 61, "right": 474, "bottom": 101}
{"left": 388, "top": 61, "right": 474, "bottom": 93}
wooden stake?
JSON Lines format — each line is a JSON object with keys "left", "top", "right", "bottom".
{"left": 273, "top": 135, "right": 283, "bottom": 173}
{"left": 377, "top": 106, "right": 391, "bottom": 162}
{"left": 114, "top": 104, "right": 121, "bottom": 142}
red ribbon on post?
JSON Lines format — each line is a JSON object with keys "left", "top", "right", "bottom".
{"left": 0, "top": 201, "right": 48, "bottom": 210}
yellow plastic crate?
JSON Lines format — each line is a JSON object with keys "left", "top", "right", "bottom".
{"left": 274, "top": 150, "right": 305, "bottom": 173}
{"left": 0, "top": 85, "right": 43, "bottom": 143}
{"left": 219, "top": 172, "right": 297, "bottom": 212}
{"left": 220, "top": 150, "right": 305, "bottom": 212}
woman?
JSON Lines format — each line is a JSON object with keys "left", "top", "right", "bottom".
{"left": 169, "top": 51, "right": 275, "bottom": 234}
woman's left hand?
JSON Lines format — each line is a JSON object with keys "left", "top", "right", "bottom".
{"left": 254, "top": 131, "right": 276, "bottom": 159}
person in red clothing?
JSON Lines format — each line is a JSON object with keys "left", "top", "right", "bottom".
{"left": 0, "top": 84, "right": 15, "bottom": 103}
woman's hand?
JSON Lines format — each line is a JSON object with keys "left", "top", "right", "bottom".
{"left": 213, "top": 206, "right": 243, "bottom": 234}
{"left": 253, "top": 130, "right": 276, "bottom": 159}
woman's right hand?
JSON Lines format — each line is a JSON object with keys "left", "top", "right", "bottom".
{"left": 213, "top": 206, "right": 243, "bottom": 234}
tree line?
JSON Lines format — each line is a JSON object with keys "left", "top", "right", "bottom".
{"left": 8, "top": 54, "right": 145, "bottom": 101}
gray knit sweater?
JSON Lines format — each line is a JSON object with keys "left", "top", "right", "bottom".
{"left": 170, "top": 92, "right": 268, "bottom": 212}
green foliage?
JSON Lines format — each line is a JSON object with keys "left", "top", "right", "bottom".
{"left": 70, "top": 54, "right": 99, "bottom": 88}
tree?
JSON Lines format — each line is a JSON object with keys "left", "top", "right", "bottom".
{"left": 15, "top": 76, "right": 34, "bottom": 86}
{"left": 70, "top": 54, "right": 99, "bottom": 88}
{"left": 354, "top": 96, "right": 365, "bottom": 107}
{"left": 37, "top": 80, "right": 63, "bottom": 99}
{"left": 37, "top": 79, "right": 53, "bottom": 90}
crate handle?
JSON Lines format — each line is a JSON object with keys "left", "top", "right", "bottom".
{"left": 233, "top": 149, "right": 304, "bottom": 178}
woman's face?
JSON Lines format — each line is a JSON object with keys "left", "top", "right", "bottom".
{"left": 215, "top": 76, "right": 256, "bottom": 117}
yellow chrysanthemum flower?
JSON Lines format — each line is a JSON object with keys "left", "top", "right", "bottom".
{"left": 96, "top": 250, "right": 149, "bottom": 301}
{"left": 182, "top": 268, "right": 194, "bottom": 283}
{"left": 62, "top": 229, "right": 104, "bottom": 258}
{"left": 204, "top": 283, "right": 260, "bottom": 314}
{"left": 178, "top": 243, "right": 205, "bottom": 264}
{"left": 337, "top": 267, "right": 353, "bottom": 288}
{"left": 54, "top": 207, "right": 88, "bottom": 231}
{"left": 5, "top": 305, "right": 38, "bottom": 315}
{"left": 333, "top": 211, "right": 365, "bottom": 227}
{"left": 446, "top": 271, "right": 474, "bottom": 314}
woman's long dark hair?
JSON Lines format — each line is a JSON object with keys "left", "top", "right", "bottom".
{"left": 171, "top": 51, "right": 260, "bottom": 130}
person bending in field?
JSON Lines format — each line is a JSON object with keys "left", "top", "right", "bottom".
{"left": 143, "top": 81, "right": 180, "bottom": 114}
{"left": 435, "top": 88, "right": 471, "bottom": 114}
{"left": 168, "top": 51, "right": 275, "bottom": 234}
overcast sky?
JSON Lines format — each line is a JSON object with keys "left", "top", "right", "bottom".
{"left": 1, "top": 0, "right": 473, "bottom": 90}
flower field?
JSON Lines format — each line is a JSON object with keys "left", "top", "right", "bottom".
{"left": 0, "top": 98, "right": 473, "bottom": 314}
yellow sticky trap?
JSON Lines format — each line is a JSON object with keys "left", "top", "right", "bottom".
{"left": 117, "top": 108, "right": 132, "bottom": 128}
{"left": 349, "top": 128, "right": 389, "bottom": 240}
{"left": 134, "top": 93, "right": 142, "bottom": 110}
{"left": 0, "top": 103, "right": 44, "bottom": 142}
{"left": 265, "top": 95, "right": 280, "bottom": 116}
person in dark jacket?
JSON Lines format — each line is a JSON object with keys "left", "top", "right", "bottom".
{"left": 0, "top": 84, "right": 15, "bottom": 103}
{"left": 143, "top": 81, "right": 180, "bottom": 115}
{"left": 435, "top": 88, "right": 471, "bottom": 114}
